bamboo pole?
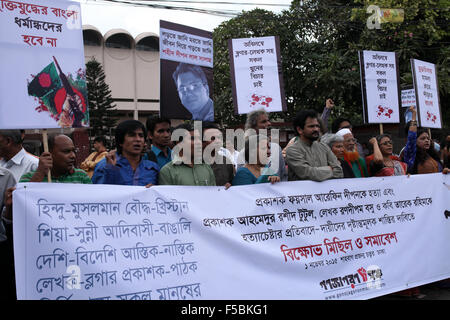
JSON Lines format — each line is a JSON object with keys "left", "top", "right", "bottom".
{"left": 42, "top": 129, "right": 52, "bottom": 182}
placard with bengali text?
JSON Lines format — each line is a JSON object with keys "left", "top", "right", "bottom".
{"left": 411, "top": 59, "right": 442, "bottom": 128}
{"left": 0, "top": 0, "right": 88, "bottom": 129}
{"left": 359, "top": 50, "right": 401, "bottom": 124}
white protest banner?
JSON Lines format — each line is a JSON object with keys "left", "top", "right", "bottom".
{"left": 359, "top": 50, "right": 401, "bottom": 124}
{"left": 0, "top": 0, "right": 88, "bottom": 129}
{"left": 401, "top": 89, "right": 416, "bottom": 108}
{"left": 411, "top": 59, "right": 442, "bottom": 128}
{"left": 228, "top": 36, "right": 287, "bottom": 115}
{"left": 159, "top": 20, "right": 214, "bottom": 121}
{"left": 13, "top": 173, "right": 450, "bottom": 300}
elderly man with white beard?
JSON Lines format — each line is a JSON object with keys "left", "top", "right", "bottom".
{"left": 335, "top": 128, "right": 368, "bottom": 178}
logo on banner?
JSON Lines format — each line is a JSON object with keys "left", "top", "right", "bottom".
{"left": 376, "top": 105, "right": 394, "bottom": 118}
{"left": 66, "top": 265, "right": 81, "bottom": 290}
{"left": 320, "top": 265, "right": 384, "bottom": 298}
{"left": 249, "top": 94, "right": 273, "bottom": 109}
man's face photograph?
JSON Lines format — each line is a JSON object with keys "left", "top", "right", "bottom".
{"left": 176, "top": 71, "right": 210, "bottom": 115}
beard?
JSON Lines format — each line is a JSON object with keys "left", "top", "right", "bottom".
{"left": 344, "top": 150, "right": 360, "bottom": 162}
{"left": 304, "top": 132, "right": 320, "bottom": 142}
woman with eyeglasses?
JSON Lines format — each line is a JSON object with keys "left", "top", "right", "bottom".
{"left": 367, "top": 135, "right": 407, "bottom": 177}
{"left": 403, "top": 106, "right": 443, "bottom": 174}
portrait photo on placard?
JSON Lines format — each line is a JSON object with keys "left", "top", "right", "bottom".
{"left": 160, "top": 60, "right": 214, "bottom": 121}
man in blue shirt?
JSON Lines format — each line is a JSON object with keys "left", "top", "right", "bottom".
{"left": 145, "top": 115, "right": 172, "bottom": 169}
{"left": 92, "top": 120, "right": 159, "bottom": 186}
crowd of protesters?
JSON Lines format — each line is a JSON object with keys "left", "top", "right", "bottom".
{"left": 0, "top": 102, "right": 449, "bottom": 300}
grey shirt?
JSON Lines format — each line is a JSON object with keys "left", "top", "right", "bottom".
{"left": 286, "top": 138, "right": 343, "bottom": 182}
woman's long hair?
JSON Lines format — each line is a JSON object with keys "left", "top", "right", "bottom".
{"left": 412, "top": 128, "right": 441, "bottom": 173}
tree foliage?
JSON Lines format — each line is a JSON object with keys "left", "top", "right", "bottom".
{"left": 86, "top": 59, "right": 118, "bottom": 141}
{"left": 213, "top": 0, "right": 449, "bottom": 131}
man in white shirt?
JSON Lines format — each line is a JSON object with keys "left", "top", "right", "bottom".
{"left": 0, "top": 130, "right": 39, "bottom": 181}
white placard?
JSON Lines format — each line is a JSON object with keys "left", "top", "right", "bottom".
{"left": 411, "top": 59, "right": 442, "bottom": 128}
{"left": 160, "top": 27, "right": 213, "bottom": 68}
{"left": 0, "top": 0, "right": 88, "bottom": 129}
{"left": 229, "top": 36, "right": 286, "bottom": 114}
{"left": 360, "top": 50, "right": 400, "bottom": 123}
{"left": 13, "top": 174, "right": 450, "bottom": 300}
{"left": 401, "top": 89, "right": 416, "bottom": 108}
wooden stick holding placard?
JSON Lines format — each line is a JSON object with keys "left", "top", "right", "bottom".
{"left": 379, "top": 123, "right": 384, "bottom": 135}
{"left": 41, "top": 129, "right": 52, "bottom": 183}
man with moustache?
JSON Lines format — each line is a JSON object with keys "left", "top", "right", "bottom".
{"left": 201, "top": 122, "right": 234, "bottom": 188}
{"left": 173, "top": 63, "right": 214, "bottom": 121}
{"left": 18, "top": 134, "right": 91, "bottom": 184}
{"left": 92, "top": 120, "right": 159, "bottom": 186}
{"left": 2, "top": 134, "right": 91, "bottom": 300}
{"left": 286, "top": 109, "right": 343, "bottom": 181}
{"left": 336, "top": 128, "right": 368, "bottom": 178}
{"left": 159, "top": 123, "right": 216, "bottom": 186}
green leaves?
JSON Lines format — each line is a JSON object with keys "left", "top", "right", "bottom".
{"left": 86, "top": 59, "right": 118, "bottom": 141}
{"left": 213, "top": 0, "right": 449, "bottom": 129}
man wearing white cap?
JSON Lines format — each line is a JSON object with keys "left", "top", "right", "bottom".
{"left": 336, "top": 128, "right": 368, "bottom": 178}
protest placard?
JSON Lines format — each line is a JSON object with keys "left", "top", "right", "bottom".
{"left": 0, "top": 0, "right": 88, "bottom": 129}
{"left": 228, "top": 36, "right": 287, "bottom": 115}
{"left": 13, "top": 173, "right": 450, "bottom": 300}
{"left": 411, "top": 59, "right": 442, "bottom": 128}
{"left": 159, "top": 20, "right": 213, "bottom": 121}
{"left": 401, "top": 89, "right": 416, "bottom": 108}
{"left": 359, "top": 50, "right": 401, "bottom": 124}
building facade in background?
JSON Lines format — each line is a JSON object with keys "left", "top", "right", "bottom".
{"left": 83, "top": 25, "right": 161, "bottom": 124}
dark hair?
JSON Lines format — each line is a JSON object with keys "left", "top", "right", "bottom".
{"left": 172, "top": 122, "right": 195, "bottom": 144}
{"left": 115, "top": 120, "right": 146, "bottom": 154}
{"left": 0, "top": 130, "right": 22, "bottom": 145}
{"left": 331, "top": 117, "right": 352, "bottom": 133}
{"left": 376, "top": 133, "right": 392, "bottom": 144}
{"left": 146, "top": 115, "right": 171, "bottom": 136}
{"left": 94, "top": 136, "right": 107, "bottom": 146}
{"left": 411, "top": 128, "right": 441, "bottom": 174}
{"left": 292, "top": 109, "right": 318, "bottom": 134}
{"left": 172, "top": 63, "right": 207, "bottom": 86}
{"left": 202, "top": 121, "right": 220, "bottom": 132}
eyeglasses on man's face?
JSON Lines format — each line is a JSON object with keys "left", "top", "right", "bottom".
{"left": 178, "top": 82, "right": 205, "bottom": 93}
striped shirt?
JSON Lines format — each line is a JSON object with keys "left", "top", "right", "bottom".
{"left": 19, "top": 168, "right": 92, "bottom": 184}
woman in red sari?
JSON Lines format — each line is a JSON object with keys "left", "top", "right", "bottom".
{"left": 367, "top": 134, "right": 407, "bottom": 177}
